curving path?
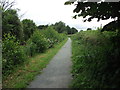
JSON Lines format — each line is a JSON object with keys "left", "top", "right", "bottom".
{"left": 27, "top": 38, "right": 72, "bottom": 88}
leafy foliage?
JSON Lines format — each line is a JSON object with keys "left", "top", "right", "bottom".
{"left": 53, "top": 21, "right": 66, "bottom": 33}
{"left": 65, "top": 1, "right": 120, "bottom": 21}
{"left": 101, "top": 20, "right": 120, "bottom": 32}
{"left": 31, "top": 30, "right": 48, "bottom": 53}
{"left": 37, "top": 25, "right": 48, "bottom": 30}
{"left": 22, "top": 19, "right": 37, "bottom": 41}
{"left": 41, "top": 27, "right": 65, "bottom": 48}
{"left": 71, "top": 30, "right": 120, "bottom": 88}
{"left": 22, "top": 27, "right": 67, "bottom": 58}
{"left": 51, "top": 21, "right": 78, "bottom": 34}
{"left": 2, "top": 9, "right": 23, "bottom": 40}
{"left": 65, "top": 1, "right": 120, "bottom": 32}
{"left": 23, "top": 39, "right": 37, "bottom": 57}
{"left": 1, "top": 5, "right": 67, "bottom": 83}
{"left": 2, "top": 33, "right": 26, "bottom": 75}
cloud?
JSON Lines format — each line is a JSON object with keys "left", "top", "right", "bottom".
{"left": 13, "top": 0, "right": 113, "bottom": 31}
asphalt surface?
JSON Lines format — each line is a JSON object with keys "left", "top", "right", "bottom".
{"left": 27, "top": 38, "right": 72, "bottom": 88}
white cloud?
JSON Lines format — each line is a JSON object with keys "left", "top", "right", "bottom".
{"left": 12, "top": 0, "right": 113, "bottom": 31}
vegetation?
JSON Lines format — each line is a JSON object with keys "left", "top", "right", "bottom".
{"left": 3, "top": 38, "right": 68, "bottom": 88}
{"left": 2, "top": 9, "right": 23, "bottom": 41}
{"left": 0, "top": 0, "right": 15, "bottom": 11}
{"left": 48, "top": 21, "right": 78, "bottom": 34}
{"left": 37, "top": 25, "right": 48, "bottom": 30}
{"left": 37, "top": 21, "right": 78, "bottom": 35}
{"left": 22, "top": 19, "right": 37, "bottom": 41}
{"left": 2, "top": 34, "right": 26, "bottom": 76}
{"left": 65, "top": 1, "right": 120, "bottom": 88}
{"left": 2, "top": 0, "right": 120, "bottom": 89}
{"left": 87, "top": 28, "right": 92, "bottom": 31}
{"left": 2, "top": 23, "right": 67, "bottom": 76}
{"left": 71, "top": 30, "right": 120, "bottom": 88}
{"left": 1, "top": 1, "right": 67, "bottom": 87}
{"left": 65, "top": 1, "right": 120, "bottom": 32}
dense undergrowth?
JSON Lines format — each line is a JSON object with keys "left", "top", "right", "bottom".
{"left": 71, "top": 30, "right": 120, "bottom": 88}
{"left": 2, "top": 38, "right": 67, "bottom": 88}
{"left": 2, "top": 27, "right": 67, "bottom": 77}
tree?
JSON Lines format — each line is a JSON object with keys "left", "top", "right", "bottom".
{"left": 65, "top": 1, "right": 120, "bottom": 32}
{"left": 87, "top": 28, "right": 92, "bottom": 31}
{"left": 71, "top": 27, "right": 78, "bottom": 34}
{"left": 53, "top": 21, "right": 78, "bottom": 34}
{"left": 22, "top": 19, "right": 37, "bottom": 41}
{"left": 0, "top": 0, "right": 15, "bottom": 11}
{"left": 2, "top": 9, "right": 23, "bottom": 40}
{"left": 65, "top": 25, "right": 71, "bottom": 34}
{"left": 37, "top": 25, "right": 48, "bottom": 30}
{"left": 1, "top": 0, "right": 23, "bottom": 41}
{"left": 54, "top": 21, "right": 66, "bottom": 33}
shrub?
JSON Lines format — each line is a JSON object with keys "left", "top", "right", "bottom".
{"left": 23, "top": 39, "right": 37, "bottom": 57}
{"left": 71, "top": 30, "right": 120, "bottom": 88}
{"left": 31, "top": 30, "right": 48, "bottom": 53}
{"left": 43, "top": 27, "right": 59, "bottom": 46}
{"left": 2, "top": 33, "right": 26, "bottom": 75}
{"left": 41, "top": 27, "right": 66, "bottom": 48}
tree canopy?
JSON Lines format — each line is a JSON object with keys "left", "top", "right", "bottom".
{"left": 37, "top": 25, "right": 48, "bottom": 30}
{"left": 2, "top": 9, "right": 23, "bottom": 40}
{"left": 1, "top": 0, "right": 24, "bottom": 41}
{"left": 37, "top": 21, "right": 78, "bottom": 34}
{"left": 53, "top": 21, "right": 66, "bottom": 33}
{"left": 22, "top": 19, "right": 37, "bottom": 41}
{"left": 65, "top": 1, "right": 120, "bottom": 32}
{"left": 52, "top": 21, "right": 78, "bottom": 34}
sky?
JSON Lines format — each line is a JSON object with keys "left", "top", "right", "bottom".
{"left": 12, "top": 0, "right": 113, "bottom": 31}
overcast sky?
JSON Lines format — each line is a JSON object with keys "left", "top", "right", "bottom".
{"left": 13, "top": 0, "right": 113, "bottom": 31}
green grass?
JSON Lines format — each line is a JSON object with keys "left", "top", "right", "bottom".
{"left": 3, "top": 38, "right": 68, "bottom": 88}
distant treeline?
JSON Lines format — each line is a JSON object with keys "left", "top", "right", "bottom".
{"left": 37, "top": 21, "right": 78, "bottom": 34}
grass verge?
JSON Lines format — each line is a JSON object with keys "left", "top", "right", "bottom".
{"left": 3, "top": 38, "right": 68, "bottom": 88}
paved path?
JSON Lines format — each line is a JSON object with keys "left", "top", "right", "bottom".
{"left": 27, "top": 38, "right": 72, "bottom": 88}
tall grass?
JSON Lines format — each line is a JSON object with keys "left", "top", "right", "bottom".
{"left": 71, "top": 30, "right": 120, "bottom": 88}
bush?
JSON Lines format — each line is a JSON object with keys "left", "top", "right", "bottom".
{"left": 23, "top": 39, "right": 37, "bottom": 57}
{"left": 31, "top": 30, "right": 48, "bottom": 53}
{"left": 41, "top": 27, "right": 66, "bottom": 48}
{"left": 22, "top": 28, "right": 67, "bottom": 58}
{"left": 2, "top": 33, "right": 26, "bottom": 75}
{"left": 71, "top": 30, "right": 120, "bottom": 88}
{"left": 2, "top": 26, "right": 67, "bottom": 77}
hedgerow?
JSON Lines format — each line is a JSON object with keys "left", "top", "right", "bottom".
{"left": 2, "top": 28, "right": 67, "bottom": 76}
{"left": 71, "top": 30, "right": 120, "bottom": 88}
